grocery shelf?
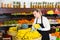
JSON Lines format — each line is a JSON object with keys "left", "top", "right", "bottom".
{"left": 0, "top": 8, "right": 59, "bottom": 14}
{"left": 43, "top": 14, "right": 57, "bottom": 16}
{"left": 43, "top": 14, "right": 60, "bottom": 17}
{"left": 0, "top": 24, "right": 17, "bottom": 28}
{"left": 0, "top": 24, "right": 32, "bottom": 27}
{"left": 50, "top": 24, "right": 60, "bottom": 26}
{"left": 0, "top": 8, "right": 60, "bottom": 28}
{"left": 0, "top": 14, "right": 60, "bottom": 19}
{"left": 0, "top": 24, "right": 60, "bottom": 28}
{"left": 0, "top": 8, "right": 36, "bottom": 13}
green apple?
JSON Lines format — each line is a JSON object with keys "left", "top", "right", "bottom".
{"left": 56, "top": 28, "right": 59, "bottom": 32}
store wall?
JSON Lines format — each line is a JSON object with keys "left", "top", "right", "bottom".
{"left": 0, "top": 0, "right": 60, "bottom": 8}
{"left": 1, "top": 0, "right": 60, "bottom": 2}
{"left": 1, "top": 0, "right": 60, "bottom": 3}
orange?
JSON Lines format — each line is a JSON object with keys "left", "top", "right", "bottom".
{"left": 56, "top": 19, "right": 60, "bottom": 24}
{"left": 58, "top": 36, "right": 60, "bottom": 38}
{"left": 55, "top": 32, "right": 60, "bottom": 37}
{"left": 51, "top": 33, "right": 55, "bottom": 36}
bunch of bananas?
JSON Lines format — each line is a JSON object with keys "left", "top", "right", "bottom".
{"left": 16, "top": 28, "right": 41, "bottom": 40}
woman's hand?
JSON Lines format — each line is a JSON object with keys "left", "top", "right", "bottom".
{"left": 33, "top": 24, "right": 41, "bottom": 29}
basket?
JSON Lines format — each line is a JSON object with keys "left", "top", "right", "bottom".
{"left": 33, "top": 37, "right": 42, "bottom": 40}
{"left": 7, "top": 31, "right": 17, "bottom": 36}
{"left": 14, "top": 37, "right": 42, "bottom": 40}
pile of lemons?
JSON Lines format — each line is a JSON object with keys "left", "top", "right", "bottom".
{"left": 8, "top": 27, "right": 17, "bottom": 36}
{"left": 8, "top": 24, "right": 42, "bottom": 40}
{"left": 16, "top": 28, "right": 41, "bottom": 40}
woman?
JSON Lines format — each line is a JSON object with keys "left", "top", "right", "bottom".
{"left": 32, "top": 9, "right": 51, "bottom": 40}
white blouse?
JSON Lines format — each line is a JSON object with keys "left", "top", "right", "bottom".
{"left": 32, "top": 16, "right": 51, "bottom": 31}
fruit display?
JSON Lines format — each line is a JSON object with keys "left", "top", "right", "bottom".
{"left": 55, "top": 8, "right": 60, "bottom": 14}
{"left": 49, "top": 19, "right": 57, "bottom": 24}
{"left": 2, "top": 18, "right": 60, "bottom": 26}
{"left": 56, "top": 28, "right": 59, "bottom": 32}
{"left": 16, "top": 28, "right": 42, "bottom": 40}
{"left": 0, "top": 8, "right": 60, "bottom": 40}
{"left": 18, "top": 19, "right": 34, "bottom": 24}
{"left": 46, "top": 9, "right": 60, "bottom": 14}
{"left": 51, "top": 33, "right": 55, "bottom": 36}
{"left": 56, "top": 19, "right": 60, "bottom": 24}
{"left": 48, "top": 19, "right": 60, "bottom": 24}
{"left": 16, "top": 28, "right": 31, "bottom": 39}
{"left": 30, "top": 19, "right": 34, "bottom": 24}
{"left": 21, "top": 24, "right": 28, "bottom": 29}
{"left": 51, "top": 32, "right": 60, "bottom": 40}
{"left": 2, "top": 18, "right": 34, "bottom": 26}
{"left": 50, "top": 27, "right": 60, "bottom": 40}
{"left": 8, "top": 26, "right": 42, "bottom": 40}
{"left": 18, "top": 19, "right": 29, "bottom": 24}
{"left": 8, "top": 27, "right": 17, "bottom": 36}
{"left": 55, "top": 32, "right": 60, "bottom": 37}
{"left": 47, "top": 10, "right": 54, "bottom": 14}
{"left": 4, "top": 20, "right": 17, "bottom": 25}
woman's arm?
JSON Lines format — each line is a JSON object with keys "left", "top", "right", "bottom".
{"left": 31, "top": 18, "right": 36, "bottom": 31}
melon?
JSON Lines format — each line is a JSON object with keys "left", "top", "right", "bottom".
{"left": 21, "top": 24, "right": 28, "bottom": 29}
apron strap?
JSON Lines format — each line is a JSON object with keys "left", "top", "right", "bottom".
{"left": 41, "top": 16, "right": 43, "bottom": 24}
{"left": 41, "top": 16, "right": 44, "bottom": 28}
{"left": 36, "top": 18, "right": 38, "bottom": 24}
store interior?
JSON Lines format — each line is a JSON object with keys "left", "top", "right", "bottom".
{"left": 0, "top": 0, "right": 60, "bottom": 40}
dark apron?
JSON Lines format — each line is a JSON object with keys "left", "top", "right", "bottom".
{"left": 36, "top": 16, "right": 50, "bottom": 40}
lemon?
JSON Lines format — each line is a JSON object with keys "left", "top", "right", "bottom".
{"left": 33, "top": 24, "right": 40, "bottom": 29}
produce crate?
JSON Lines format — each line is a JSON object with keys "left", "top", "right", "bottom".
{"left": 7, "top": 31, "right": 17, "bottom": 36}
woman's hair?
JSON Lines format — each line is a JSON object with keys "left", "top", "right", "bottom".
{"left": 33, "top": 9, "right": 43, "bottom": 15}
{"left": 33, "top": 9, "right": 42, "bottom": 12}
